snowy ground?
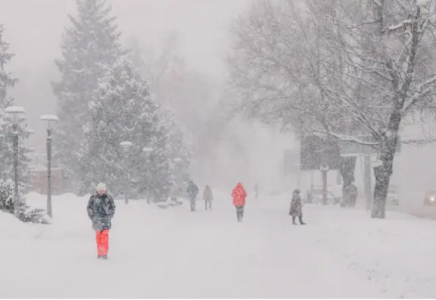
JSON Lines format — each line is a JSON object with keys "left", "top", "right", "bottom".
{"left": 1, "top": 192, "right": 436, "bottom": 298}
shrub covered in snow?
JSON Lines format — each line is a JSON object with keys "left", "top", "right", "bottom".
{"left": 0, "top": 180, "right": 14, "bottom": 214}
{"left": 17, "top": 204, "right": 51, "bottom": 225}
{"left": 0, "top": 180, "right": 50, "bottom": 225}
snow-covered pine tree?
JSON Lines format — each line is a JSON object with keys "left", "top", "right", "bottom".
{"left": 144, "top": 122, "right": 174, "bottom": 202}
{"left": 0, "top": 25, "right": 32, "bottom": 194}
{"left": 2, "top": 121, "right": 33, "bottom": 194}
{"left": 128, "top": 41, "right": 192, "bottom": 199}
{"left": 82, "top": 57, "right": 174, "bottom": 200}
{"left": 160, "top": 106, "right": 191, "bottom": 197}
{"left": 52, "top": 0, "right": 125, "bottom": 193}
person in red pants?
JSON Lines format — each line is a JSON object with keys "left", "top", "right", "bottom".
{"left": 87, "top": 183, "right": 116, "bottom": 260}
{"left": 232, "top": 183, "right": 247, "bottom": 222}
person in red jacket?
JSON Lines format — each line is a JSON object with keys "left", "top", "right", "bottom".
{"left": 232, "top": 183, "right": 247, "bottom": 222}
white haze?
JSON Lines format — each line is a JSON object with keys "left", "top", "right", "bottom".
{"left": 0, "top": 0, "right": 433, "bottom": 207}
{"left": 0, "top": 0, "right": 297, "bottom": 192}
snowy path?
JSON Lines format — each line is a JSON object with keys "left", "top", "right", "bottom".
{"left": 1, "top": 192, "right": 436, "bottom": 298}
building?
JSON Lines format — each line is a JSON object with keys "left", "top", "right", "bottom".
{"left": 29, "top": 153, "right": 74, "bottom": 195}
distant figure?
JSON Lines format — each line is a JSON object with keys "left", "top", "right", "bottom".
{"left": 87, "top": 183, "right": 116, "bottom": 260}
{"left": 203, "top": 185, "right": 213, "bottom": 210}
{"left": 348, "top": 184, "right": 358, "bottom": 207}
{"left": 254, "top": 183, "right": 259, "bottom": 200}
{"left": 232, "top": 183, "right": 247, "bottom": 222}
{"left": 306, "top": 185, "right": 314, "bottom": 203}
{"left": 170, "top": 186, "right": 180, "bottom": 205}
{"left": 289, "top": 189, "right": 305, "bottom": 225}
{"left": 187, "top": 181, "right": 199, "bottom": 212}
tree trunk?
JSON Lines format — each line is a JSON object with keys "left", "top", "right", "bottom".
{"left": 372, "top": 163, "right": 390, "bottom": 218}
{"left": 339, "top": 156, "right": 356, "bottom": 207}
{"left": 340, "top": 156, "right": 356, "bottom": 187}
{"left": 371, "top": 109, "right": 401, "bottom": 218}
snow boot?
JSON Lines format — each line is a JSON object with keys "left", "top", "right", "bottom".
{"left": 102, "top": 255, "right": 108, "bottom": 260}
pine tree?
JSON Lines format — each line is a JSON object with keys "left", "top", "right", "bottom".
{"left": 128, "top": 41, "right": 192, "bottom": 198}
{"left": 144, "top": 122, "right": 174, "bottom": 202}
{"left": 82, "top": 57, "right": 174, "bottom": 199}
{"left": 52, "top": 0, "right": 124, "bottom": 191}
{"left": 160, "top": 106, "right": 191, "bottom": 196}
{"left": 0, "top": 25, "right": 32, "bottom": 194}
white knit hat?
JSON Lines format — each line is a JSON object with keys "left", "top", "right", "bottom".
{"left": 96, "top": 182, "right": 107, "bottom": 192}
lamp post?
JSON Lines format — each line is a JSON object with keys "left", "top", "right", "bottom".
{"left": 320, "top": 164, "right": 329, "bottom": 205}
{"left": 174, "top": 157, "right": 182, "bottom": 179}
{"left": 143, "top": 147, "right": 153, "bottom": 154}
{"left": 142, "top": 147, "right": 153, "bottom": 203}
{"left": 120, "top": 141, "right": 133, "bottom": 204}
{"left": 40, "top": 115, "right": 59, "bottom": 218}
{"left": 174, "top": 157, "right": 182, "bottom": 181}
{"left": 5, "top": 106, "right": 26, "bottom": 216}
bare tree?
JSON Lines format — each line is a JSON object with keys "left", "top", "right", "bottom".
{"left": 228, "top": 0, "right": 436, "bottom": 218}
{"left": 309, "top": 0, "right": 436, "bottom": 218}
{"left": 227, "top": 0, "right": 360, "bottom": 197}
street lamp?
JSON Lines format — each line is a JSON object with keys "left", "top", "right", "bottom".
{"left": 121, "top": 141, "right": 133, "bottom": 152}
{"left": 173, "top": 157, "right": 183, "bottom": 197}
{"left": 142, "top": 147, "right": 153, "bottom": 154}
{"left": 5, "top": 106, "right": 26, "bottom": 216}
{"left": 295, "top": 163, "right": 301, "bottom": 189}
{"left": 40, "top": 115, "right": 59, "bottom": 218}
{"left": 120, "top": 141, "right": 133, "bottom": 204}
{"left": 174, "top": 157, "right": 182, "bottom": 181}
{"left": 141, "top": 146, "right": 154, "bottom": 204}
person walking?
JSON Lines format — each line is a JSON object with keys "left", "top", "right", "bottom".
{"left": 203, "top": 185, "right": 213, "bottom": 210}
{"left": 87, "top": 182, "right": 116, "bottom": 259}
{"left": 232, "top": 183, "right": 247, "bottom": 222}
{"left": 289, "top": 189, "right": 305, "bottom": 225}
{"left": 254, "top": 183, "right": 259, "bottom": 200}
{"left": 187, "top": 181, "right": 199, "bottom": 212}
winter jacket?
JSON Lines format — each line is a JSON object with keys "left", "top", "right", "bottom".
{"left": 87, "top": 193, "right": 116, "bottom": 231}
{"left": 232, "top": 183, "right": 247, "bottom": 207}
{"left": 289, "top": 192, "right": 303, "bottom": 217}
{"left": 203, "top": 186, "right": 213, "bottom": 201}
{"left": 187, "top": 182, "right": 199, "bottom": 199}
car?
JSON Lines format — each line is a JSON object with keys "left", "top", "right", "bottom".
{"left": 387, "top": 185, "right": 399, "bottom": 206}
{"left": 306, "top": 186, "right": 336, "bottom": 205}
{"left": 424, "top": 190, "right": 436, "bottom": 206}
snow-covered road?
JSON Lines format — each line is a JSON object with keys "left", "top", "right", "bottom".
{"left": 1, "top": 192, "right": 436, "bottom": 298}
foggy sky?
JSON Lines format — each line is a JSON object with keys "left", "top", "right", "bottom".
{"left": 0, "top": 0, "right": 252, "bottom": 152}
{"left": 1, "top": 0, "right": 430, "bottom": 203}
{"left": 0, "top": 0, "right": 251, "bottom": 75}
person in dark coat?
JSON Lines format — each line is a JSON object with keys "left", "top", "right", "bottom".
{"left": 87, "top": 182, "right": 116, "bottom": 259}
{"left": 289, "top": 189, "right": 305, "bottom": 225}
{"left": 187, "top": 181, "right": 199, "bottom": 212}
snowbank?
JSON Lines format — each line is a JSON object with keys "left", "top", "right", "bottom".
{"left": 0, "top": 192, "right": 435, "bottom": 298}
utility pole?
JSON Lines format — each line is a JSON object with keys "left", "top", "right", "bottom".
{"left": 364, "top": 155, "right": 372, "bottom": 211}
{"left": 321, "top": 165, "right": 329, "bottom": 205}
